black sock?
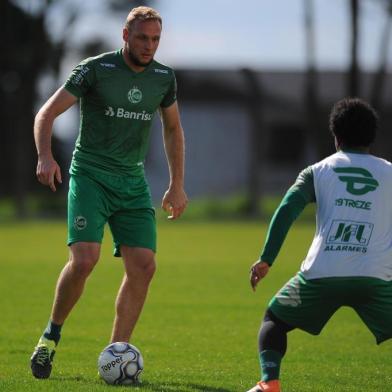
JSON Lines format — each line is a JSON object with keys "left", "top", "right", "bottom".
{"left": 258, "top": 309, "right": 295, "bottom": 381}
{"left": 43, "top": 320, "right": 62, "bottom": 345}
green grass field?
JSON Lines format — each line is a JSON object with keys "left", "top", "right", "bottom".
{"left": 1, "top": 220, "right": 391, "bottom": 391}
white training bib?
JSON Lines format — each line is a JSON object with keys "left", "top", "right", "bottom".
{"left": 301, "top": 151, "right": 392, "bottom": 281}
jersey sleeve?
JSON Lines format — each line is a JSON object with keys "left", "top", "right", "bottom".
{"left": 160, "top": 70, "right": 177, "bottom": 108}
{"left": 260, "top": 166, "right": 315, "bottom": 265}
{"left": 63, "top": 58, "right": 96, "bottom": 98}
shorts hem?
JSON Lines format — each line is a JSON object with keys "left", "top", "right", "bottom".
{"left": 114, "top": 242, "right": 156, "bottom": 257}
{"left": 268, "top": 306, "right": 322, "bottom": 336}
{"left": 67, "top": 238, "right": 103, "bottom": 246}
{"left": 376, "top": 335, "right": 392, "bottom": 345}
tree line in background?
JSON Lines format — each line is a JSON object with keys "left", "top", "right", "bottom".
{"left": 0, "top": 0, "right": 391, "bottom": 218}
{"left": 0, "top": 0, "right": 151, "bottom": 218}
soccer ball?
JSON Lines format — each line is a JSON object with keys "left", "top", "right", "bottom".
{"left": 98, "top": 342, "right": 143, "bottom": 385}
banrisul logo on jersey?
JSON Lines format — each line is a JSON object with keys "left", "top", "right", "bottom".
{"left": 334, "top": 167, "right": 379, "bottom": 195}
{"left": 104, "top": 106, "right": 152, "bottom": 121}
{"left": 324, "top": 219, "right": 373, "bottom": 253}
{"left": 127, "top": 86, "right": 142, "bottom": 103}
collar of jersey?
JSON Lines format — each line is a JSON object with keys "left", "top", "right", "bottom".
{"left": 118, "top": 48, "right": 154, "bottom": 75}
{"left": 340, "top": 148, "right": 369, "bottom": 155}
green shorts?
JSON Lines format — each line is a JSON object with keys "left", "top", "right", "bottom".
{"left": 68, "top": 170, "right": 156, "bottom": 256}
{"left": 269, "top": 272, "right": 392, "bottom": 344}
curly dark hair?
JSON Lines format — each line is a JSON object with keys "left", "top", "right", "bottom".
{"left": 329, "top": 97, "right": 378, "bottom": 148}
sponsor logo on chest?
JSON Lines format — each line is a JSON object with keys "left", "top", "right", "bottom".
{"left": 104, "top": 106, "right": 152, "bottom": 121}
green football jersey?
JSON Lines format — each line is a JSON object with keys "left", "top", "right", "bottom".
{"left": 64, "top": 49, "right": 177, "bottom": 176}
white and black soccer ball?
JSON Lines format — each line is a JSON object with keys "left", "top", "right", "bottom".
{"left": 98, "top": 342, "right": 143, "bottom": 385}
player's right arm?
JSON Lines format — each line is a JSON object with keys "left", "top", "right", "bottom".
{"left": 249, "top": 261, "right": 270, "bottom": 291}
{"left": 34, "top": 87, "right": 77, "bottom": 191}
{"left": 249, "top": 166, "right": 316, "bottom": 290}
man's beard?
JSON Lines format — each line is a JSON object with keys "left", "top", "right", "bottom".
{"left": 126, "top": 47, "right": 153, "bottom": 67}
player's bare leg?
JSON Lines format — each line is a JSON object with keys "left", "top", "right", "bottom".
{"left": 51, "top": 242, "right": 101, "bottom": 324}
{"left": 110, "top": 247, "right": 156, "bottom": 342}
{"left": 31, "top": 242, "right": 100, "bottom": 379}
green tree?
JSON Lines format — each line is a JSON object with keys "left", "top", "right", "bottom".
{"left": 0, "top": 0, "right": 51, "bottom": 218}
{"left": 371, "top": 0, "right": 392, "bottom": 110}
{"left": 0, "top": 0, "right": 154, "bottom": 218}
{"left": 348, "top": 0, "right": 360, "bottom": 96}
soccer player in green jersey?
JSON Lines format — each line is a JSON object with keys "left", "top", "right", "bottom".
{"left": 31, "top": 6, "right": 188, "bottom": 379}
{"left": 247, "top": 98, "right": 392, "bottom": 392}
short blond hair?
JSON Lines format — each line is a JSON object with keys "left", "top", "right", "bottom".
{"left": 125, "top": 6, "right": 162, "bottom": 30}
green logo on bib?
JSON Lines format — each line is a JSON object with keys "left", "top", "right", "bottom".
{"left": 127, "top": 87, "right": 142, "bottom": 104}
{"left": 334, "top": 167, "right": 379, "bottom": 195}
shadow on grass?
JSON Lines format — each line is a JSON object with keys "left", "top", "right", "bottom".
{"left": 52, "top": 376, "right": 234, "bottom": 391}
{"left": 186, "top": 383, "right": 233, "bottom": 392}
{"left": 140, "top": 380, "right": 234, "bottom": 392}
{"left": 51, "top": 375, "right": 93, "bottom": 382}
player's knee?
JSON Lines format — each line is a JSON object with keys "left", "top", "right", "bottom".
{"left": 131, "top": 255, "right": 156, "bottom": 282}
{"left": 263, "top": 308, "right": 294, "bottom": 332}
{"left": 122, "top": 247, "right": 156, "bottom": 281}
{"left": 69, "top": 244, "right": 100, "bottom": 278}
{"left": 138, "top": 257, "right": 156, "bottom": 281}
{"left": 258, "top": 308, "right": 294, "bottom": 355}
{"left": 68, "top": 257, "right": 96, "bottom": 278}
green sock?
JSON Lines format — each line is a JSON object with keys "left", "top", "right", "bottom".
{"left": 43, "top": 320, "right": 62, "bottom": 345}
{"left": 259, "top": 350, "right": 282, "bottom": 382}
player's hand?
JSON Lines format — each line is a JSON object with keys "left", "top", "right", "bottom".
{"left": 249, "top": 260, "right": 270, "bottom": 291}
{"left": 36, "top": 155, "right": 62, "bottom": 192}
{"left": 161, "top": 185, "right": 188, "bottom": 220}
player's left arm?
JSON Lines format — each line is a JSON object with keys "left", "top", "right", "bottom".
{"left": 159, "top": 101, "right": 188, "bottom": 220}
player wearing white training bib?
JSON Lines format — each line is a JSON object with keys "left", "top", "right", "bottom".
{"left": 246, "top": 98, "right": 392, "bottom": 392}
{"left": 302, "top": 151, "right": 392, "bottom": 281}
